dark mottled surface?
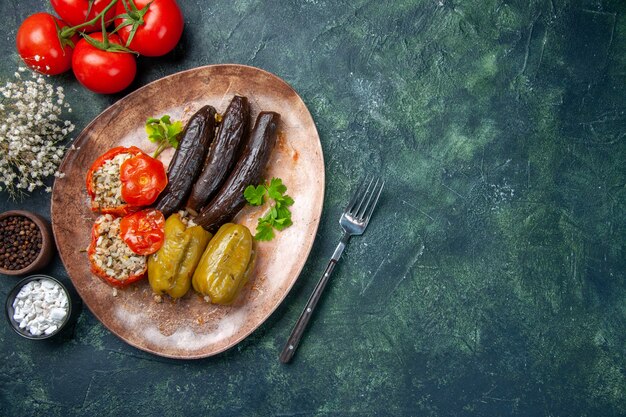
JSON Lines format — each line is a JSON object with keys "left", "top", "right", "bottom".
{"left": 1, "top": 0, "right": 625, "bottom": 416}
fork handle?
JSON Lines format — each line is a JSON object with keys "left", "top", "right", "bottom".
{"left": 279, "top": 233, "right": 350, "bottom": 363}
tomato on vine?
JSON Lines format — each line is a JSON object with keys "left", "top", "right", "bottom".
{"left": 16, "top": 13, "right": 79, "bottom": 75}
{"left": 15, "top": 0, "right": 184, "bottom": 94}
{"left": 72, "top": 32, "right": 137, "bottom": 94}
{"left": 114, "top": 0, "right": 184, "bottom": 57}
{"left": 50, "top": 0, "right": 118, "bottom": 33}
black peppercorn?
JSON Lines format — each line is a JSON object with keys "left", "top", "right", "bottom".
{"left": 0, "top": 216, "right": 42, "bottom": 270}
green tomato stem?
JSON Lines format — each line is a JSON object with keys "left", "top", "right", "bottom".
{"left": 63, "top": 0, "right": 119, "bottom": 35}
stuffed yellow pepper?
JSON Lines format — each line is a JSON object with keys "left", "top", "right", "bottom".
{"left": 148, "top": 214, "right": 212, "bottom": 298}
{"left": 192, "top": 223, "right": 255, "bottom": 305}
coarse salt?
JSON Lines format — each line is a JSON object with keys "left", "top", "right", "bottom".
{"left": 12, "top": 279, "right": 68, "bottom": 337}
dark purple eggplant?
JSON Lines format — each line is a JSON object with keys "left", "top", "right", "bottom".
{"left": 186, "top": 95, "right": 250, "bottom": 214}
{"left": 155, "top": 105, "right": 217, "bottom": 218}
{"left": 194, "top": 111, "right": 280, "bottom": 231}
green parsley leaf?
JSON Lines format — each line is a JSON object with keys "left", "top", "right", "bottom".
{"left": 275, "top": 205, "right": 291, "bottom": 221}
{"left": 273, "top": 205, "right": 293, "bottom": 230}
{"left": 267, "top": 177, "right": 287, "bottom": 200}
{"left": 274, "top": 217, "right": 293, "bottom": 231}
{"left": 145, "top": 121, "right": 164, "bottom": 141}
{"left": 255, "top": 220, "right": 275, "bottom": 241}
{"left": 166, "top": 120, "right": 183, "bottom": 147}
{"left": 279, "top": 194, "right": 294, "bottom": 207}
{"left": 244, "top": 185, "right": 267, "bottom": 206}
{"left": 245, "top": 177, "right": 295, "bottom": 240}
{"left": 146, "top": 114, "right": 184, "bottom": 158}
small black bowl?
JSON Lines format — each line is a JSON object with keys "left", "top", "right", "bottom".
{"left": 0, "top": 210, "right": 55, "bottom": 276}
{"left": 5, "top": 275, "right": 72, "bottom": 340}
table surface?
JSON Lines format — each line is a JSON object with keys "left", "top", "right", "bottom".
{"left": 1, "top": 0, "right": 625, "bottom": 416}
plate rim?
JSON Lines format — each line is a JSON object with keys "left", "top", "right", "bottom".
{"left": 51, "top": 63, "right": 325, "bottom": 359}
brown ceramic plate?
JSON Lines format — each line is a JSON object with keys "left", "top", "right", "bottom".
{"left": 51, "top": 64, "right": 324, "bottom": 358}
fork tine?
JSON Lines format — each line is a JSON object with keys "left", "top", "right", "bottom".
{"left": 345, "top": 176, "right": 370, "bottom": 213}
{"left": 355, "top": 177, "right": 379, "bottom": 220}
{"left": 360, "top": 179, "right": 384, "bottom": 225}
{"left": 351, "top": 176, "right": 375, "bottom": 215}
{"left": 344, "top": 176, "right": 366, "bottom": 213}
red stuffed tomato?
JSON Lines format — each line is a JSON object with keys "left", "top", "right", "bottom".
{"left": 51, "top": 0, "right": 118, "bottom": 32}
{"left": 16, "top": 13, "right": 78, "bottom": 75}
{"left": 88, "top": 213, "right": 148, "bottom": 287}
{"left": 86, "top": 146, "right": 145, "bottom": 216}
{"left": 114, "top": 0, "right": 184, "bottom": 57}
{"left": 120, "top": 153, "right": 168, "bottom": 206}
{"left": 72, "top": 32, "right": 136, "bottom": 94}
{"left": 86, "top": 146, "right": 167, "bottom": 215}
{"left": 119, "top": 209, "right": 165, "bottom": 255}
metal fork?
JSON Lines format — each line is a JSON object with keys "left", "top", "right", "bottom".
{"left": 279, "top": 176, "right": 385, "bottom": 363}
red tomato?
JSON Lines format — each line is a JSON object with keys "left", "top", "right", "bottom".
{"left": 72, "top": 32, "right": 136, "bottom": 94}
{"left": 16, "top": 13, "right": 78, "bottom": 75}
{"left": 120, "top": 209, "right": 165, "bottom": 255}
{"left": 50, "top": 0, "right": 118, "bottom": 33}
{"left": 114, "top": 0, "right": 184, "bottom": 57}
{"left": 120, "top": 153, "right": 168, "bottom": 206}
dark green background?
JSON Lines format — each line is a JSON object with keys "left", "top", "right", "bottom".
{"left": 1, "top": 0, "right": 625, "bottom": 415}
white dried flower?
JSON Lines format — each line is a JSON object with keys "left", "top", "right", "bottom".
{"left": 0, "top": 68, "right": 75, "bottom": 199}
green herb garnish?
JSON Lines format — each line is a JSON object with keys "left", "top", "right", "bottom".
{"left": 244, "top": 178, "right": 294, "bottom": 241}
{"left": 145, "top": 115, "right": 184, "bottom": 158}
{"left": 243, "top": 185, "right": 267, "bottom": 206}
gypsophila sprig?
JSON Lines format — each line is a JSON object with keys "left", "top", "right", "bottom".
{"left": 0, "top": 68, "right": 75, "bottom": 199}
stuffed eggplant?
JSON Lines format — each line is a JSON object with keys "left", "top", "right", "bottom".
{"left": 186, "top": 95, "right": 250, "bottom": 214}
{"left": 155, "top": 105, "right": 217, "bottom": 217}
{"left": 194, "top": 111, "right": 280, "bottom": 231}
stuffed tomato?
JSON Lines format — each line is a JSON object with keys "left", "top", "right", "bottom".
{"left": 86, "top": 146, "right": 167, "bottom": 216}
{"left": 88, "top": 214, "right": 149, "bottom": 287}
